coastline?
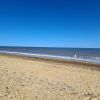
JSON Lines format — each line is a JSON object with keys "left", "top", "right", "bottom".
{"left": 0, "top": 52, "right": 100, "bottom": 70}
{"left": 0, "top": 54, "right": 100, "bottom": 100}
{"left": 0, "top": 50, "right": 100, "bottom": 65}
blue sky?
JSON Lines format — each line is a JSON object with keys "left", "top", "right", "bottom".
{"left": 0, "top": 0, "right": 100, "bottom": 48}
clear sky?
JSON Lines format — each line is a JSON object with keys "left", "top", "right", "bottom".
{"left": 0, "top": 0, "right": 100, "bottom": 48}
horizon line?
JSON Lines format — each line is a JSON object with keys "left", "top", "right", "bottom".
{"left": 0, "top": 45, "right": 100, "bottom": 49}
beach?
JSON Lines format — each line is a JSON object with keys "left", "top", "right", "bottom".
{"left": 0, "top": 54, "right": 100, "bottom": 100}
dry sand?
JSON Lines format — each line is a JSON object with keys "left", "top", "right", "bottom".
{"left": 0, "top": 54, "right": 100, "bottom": 100}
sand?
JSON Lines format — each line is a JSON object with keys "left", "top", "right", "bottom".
{"left": 0, "top": 54, "right": 100, "bottom": 100}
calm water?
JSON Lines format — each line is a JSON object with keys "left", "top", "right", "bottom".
{"left": 0, "top": 46, "right": 100, "bottom": 64}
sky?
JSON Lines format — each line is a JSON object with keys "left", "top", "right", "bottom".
{"left": 0, "top": 0, "right": 100, "bottom": 48}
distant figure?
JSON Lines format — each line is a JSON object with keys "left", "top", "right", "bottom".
{"left": 74, "top": 54, "right": 77, "bottom": 59}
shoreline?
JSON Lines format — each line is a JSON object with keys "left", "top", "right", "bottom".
{"left": 0, "top": 50, "right": 100, "bottom": 65}
{"left": 0, "top": 51, "right": 100, "bottom": 64}
{"left": 0, "top": 53, "right": 100, "bottom": 71}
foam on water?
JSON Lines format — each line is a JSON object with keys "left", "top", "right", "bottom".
{"left": 0, "top": 50, "right": 100, "bottom": 64}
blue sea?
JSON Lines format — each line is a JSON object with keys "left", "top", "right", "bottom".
{"left": 0, "top": 46, "right": 100, "bottom": 64}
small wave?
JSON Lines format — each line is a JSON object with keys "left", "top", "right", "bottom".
{"left": 0, "top": 50, "right": 100, "bottom": 64}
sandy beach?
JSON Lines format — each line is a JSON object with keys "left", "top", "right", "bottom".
{"left": 0, "top": 54, "right": 100, "bottom": 100}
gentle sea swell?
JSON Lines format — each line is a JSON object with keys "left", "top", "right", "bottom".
{"left": 0, "top": 50, "right": 100, "bottom": 64}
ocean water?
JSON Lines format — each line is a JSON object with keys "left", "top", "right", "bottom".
{"left": 0, "top": 46, "right": 100, "bottom": 64}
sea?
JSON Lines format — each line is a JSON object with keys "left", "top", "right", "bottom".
{"left": 0, "top": 46, "right": 100, "bottom": 64}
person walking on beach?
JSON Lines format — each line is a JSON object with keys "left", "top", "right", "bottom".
{"left": 74, "top": 54, "right": 77, "bottom": 59}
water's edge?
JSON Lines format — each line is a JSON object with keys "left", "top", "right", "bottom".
{"left": 0, "top": 51, "right": 100, "bottom": 65}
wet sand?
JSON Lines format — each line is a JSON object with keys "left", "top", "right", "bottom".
{"left": 0, "top": 54, "right": 100, "bottom": 100}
